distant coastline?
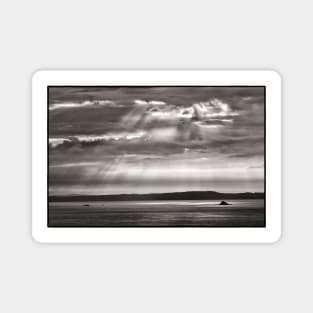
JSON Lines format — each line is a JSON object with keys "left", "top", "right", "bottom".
{"left": 49, "top": 191, "right": 264, "bottom": 202}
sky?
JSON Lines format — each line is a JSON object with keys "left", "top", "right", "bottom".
{"left": 48, "top": 86, "right": 265, "bottom": 195}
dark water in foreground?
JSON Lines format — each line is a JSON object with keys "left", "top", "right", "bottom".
{"left": 48, "top": 199, "right": 265, "bottom": 227}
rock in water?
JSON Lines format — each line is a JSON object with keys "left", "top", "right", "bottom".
{"left": 219, "top": 200, "right": 231, "bottom": 205}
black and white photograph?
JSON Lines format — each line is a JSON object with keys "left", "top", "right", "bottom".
{"left": 6, "top": 0, "right": 311, "bottom": 310}
{"left": 48, "top": 85, "right": 265, "bottom": 227}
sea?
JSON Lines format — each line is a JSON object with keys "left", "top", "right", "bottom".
{"left": 48, "top": 199, "right": 265, "bottom": 227}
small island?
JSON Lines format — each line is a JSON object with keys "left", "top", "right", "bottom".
{"left": 219, "top": 200, "right": 231, "bottom": 205}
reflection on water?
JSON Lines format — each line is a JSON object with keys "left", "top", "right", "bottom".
{"left": 48, "top": 199, "right": 265, "bottom": 227}
{"left": 49, "top": 200, "right": 265, "bottom": 227}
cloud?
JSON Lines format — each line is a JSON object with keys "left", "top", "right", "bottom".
{"left": 139, "top": 99, "right": 238, "bottom": 129}
{"left": 134, "top": 99, "right": 148, "bottom": 106}
{"left": 49, "top": 100, "right": 122, "bottom": 111}
{"left": 149, "top": 100, "right": 166, "bottom": 105}
{"left": 49, "top": 138, "right": 71, "bottom": 147}
{"left": 148, "top": 127, "right": 178, "bottom": 142}
{"left": 134, "top": 99, "right": 167, "bottom": 106}
{"left": 146, "top": 105, "right": 194, "bottom": 120}
{"left": 76, "top": 131, "right": 146, "bottom": 142}
{"left": 193, "top": 99, "right": 239, "bottom": 120}
{"left": 49, "top": 130, "right": 146, "bottom": 148}
{"left": 50, "top": 161, "right": 102, "bottom": 168}
{"left": 249, "top": 163, "right": 264, "bottom": 169}
{"left": 48, "top": 86, "right": 265, "bottom": 194}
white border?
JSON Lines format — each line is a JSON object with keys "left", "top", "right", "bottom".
{"left": 32, "top": 70, "right": 281, "bottom": 243}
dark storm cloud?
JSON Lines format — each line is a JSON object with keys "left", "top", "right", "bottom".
{"left": 49, "top": 105, "right": 131, "bottom": 136}
{"left": 48, "top": 86, "right": 264, "bottom": 107}
{"left": 48, "top": 86, "right": 265, "bottom": 194}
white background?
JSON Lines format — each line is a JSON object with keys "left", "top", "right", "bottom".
{"left": 0, "top": 0, "right": 310, "bottom": 312}
{"left": 32, "top": 71, "right": 281, "bottom": 243}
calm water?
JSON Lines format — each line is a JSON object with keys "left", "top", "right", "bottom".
{"left": 48, "top": 199, "right": 265, "bottom": 227}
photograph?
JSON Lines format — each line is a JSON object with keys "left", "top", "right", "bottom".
{"left": 48, "top": 85, "right": 265, "bottom": 227}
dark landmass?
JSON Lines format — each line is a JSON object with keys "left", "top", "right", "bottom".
{"left": 49, "top": 191, "right": 264, "bottom": 202}
{"left": 219, "top": 200, "right": 231, "bottom": 205}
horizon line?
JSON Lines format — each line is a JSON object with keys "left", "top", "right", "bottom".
{"left": 49, "top": 190, "right": 265, "bottom": 197}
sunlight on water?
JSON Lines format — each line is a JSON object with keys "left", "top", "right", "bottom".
{"left": 49, "top": 199, "right": 265, "bottom": 227}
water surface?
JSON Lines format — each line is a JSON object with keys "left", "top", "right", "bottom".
{"left": 48, "top": 199, "right": 265, "bottom": 227}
